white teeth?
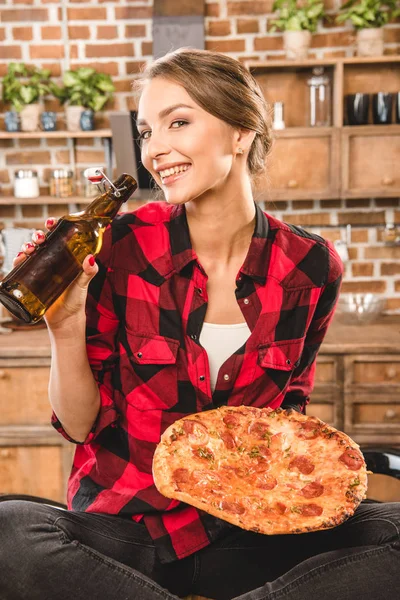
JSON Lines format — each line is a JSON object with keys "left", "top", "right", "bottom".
{"left": 159, "top": 164, "right": 190, "bottom": 178}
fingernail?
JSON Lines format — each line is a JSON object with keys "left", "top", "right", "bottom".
{"left": 34, "top": 232, "right": 45, "bottom": 241}
{"left": 89, "top": 255, "right": 95, "bottom": 267}
{"left": 24, "top": 242, "right": 35, "bottom": 250}
{"left": 46, "top": 218, "right": 55, "bottom": 228}
{"left": 16, "top": 252, "right": 24, "bottom": 258}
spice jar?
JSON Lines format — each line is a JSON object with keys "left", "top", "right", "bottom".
{"left": 14, "top": 170, "right": 40, "bottom": 199}
{"left": 49, "top": 169, "right": 75, "bottom": 198}
{"left": 80, "top": 168, "right": 103, "bottom": 199}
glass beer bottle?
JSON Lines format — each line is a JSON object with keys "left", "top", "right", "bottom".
{"left": 0, "top": 172, "right": 137, "bottom": 324}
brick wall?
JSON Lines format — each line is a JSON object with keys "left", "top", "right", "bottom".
{"left": 0, "top": 0, "right": 399, "bottom": 310}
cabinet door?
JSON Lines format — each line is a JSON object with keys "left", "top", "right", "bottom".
{"left": 342, "top": 126, "right": 400, "bottom": 198}
{"left": 0, "top": 445, "right": 73, "bottom": 502}
{"left": 255, "top": 129, "right": 340, "bottom": 201}
{"left": 0, "top": 366, "right": 51, "bottom": 425}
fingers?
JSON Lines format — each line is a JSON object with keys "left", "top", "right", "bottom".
{"left": 76, "top": 254, "right": 99, "bottom": 288}
{"left": 12, "top": 218, "right": 57, "bottom": 268}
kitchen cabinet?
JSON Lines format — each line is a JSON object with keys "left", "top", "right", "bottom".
{"left": 247, "top": 56, "right": 400, "bottom": 201}
{"left": 1, "top": 317, "right": 399, "bottom": 502}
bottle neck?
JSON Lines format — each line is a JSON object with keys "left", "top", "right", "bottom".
{"left": 83, "top": 173, "right": 137, "bottom": 219}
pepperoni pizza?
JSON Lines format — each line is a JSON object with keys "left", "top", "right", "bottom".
{"left": 153, "top": 406, "right": 368, "bottom": 535}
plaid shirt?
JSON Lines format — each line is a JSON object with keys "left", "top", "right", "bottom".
{"left": 52, "top": 201, "right": 343, "bottom": 563}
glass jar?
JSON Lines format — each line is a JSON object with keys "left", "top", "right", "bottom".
{"left": 49, "top": 169, "right": 74, "bottom": 198}
{"left": 307, "top": 67, "right": 331, "bottom": 127}
{"left": 80, "top": 168, "right": 104, "bottom": 198}
{"left": 14, "top": 170, "right": 40, "bottom": 199}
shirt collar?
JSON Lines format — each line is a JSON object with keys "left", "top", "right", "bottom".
{"left": 168, "top": 202, "right": 270, "bottom": 284}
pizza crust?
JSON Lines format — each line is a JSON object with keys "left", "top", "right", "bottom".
{"left": 153, "top": 406, "right": 368, "bottom": 535}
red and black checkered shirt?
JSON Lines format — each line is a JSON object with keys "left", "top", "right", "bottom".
{"left": 52, "top": 201, "right": 343, "bottom": 563}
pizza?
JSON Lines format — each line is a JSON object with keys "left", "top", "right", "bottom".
{"left": 152, "top": 406, "right": 368, "bottom": 535}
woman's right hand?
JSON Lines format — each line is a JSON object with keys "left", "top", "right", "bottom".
{"left": 13, "top": 218, "right": 99, "bottom": 331}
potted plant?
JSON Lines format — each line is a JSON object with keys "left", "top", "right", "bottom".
{"left": 1, "top": 63, "right": 53, "bottom": 132}
{"left": 270, "top": 0, "right": 326, "bottom": 60}
{"left": 336, "top": 0, "right": 400, "bottom": 56}
{"left": 51, "top": 67, "right": 115, "bottom": 132}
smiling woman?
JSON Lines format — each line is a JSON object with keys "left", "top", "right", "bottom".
{"left": 0, "top": 48, "right": 399, "bottom": 600}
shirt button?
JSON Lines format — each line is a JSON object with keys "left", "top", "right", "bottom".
{"left": 199, "top": 375, "right": 205, "bottom": 381}
{"left": 191, "top": 334, "right": 197, "bottom": 340}
{"left": 243, "top": 298, "right": 249, "bottom": 305}
{"left": 196, "top": 287, "right": 203, "bottom": 295}
{"left": 223, "top": 374, "right": 230, "bottom": 381}
{"left": 137, "top": 352, "right": 143, "bottom": 358}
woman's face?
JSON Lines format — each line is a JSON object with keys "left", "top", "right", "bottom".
{"left": 137, "top": 77, "right": 239, "bottom": 205}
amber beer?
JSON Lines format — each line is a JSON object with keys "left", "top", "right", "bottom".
{"left": 0, "top": 173, "right": 137, "bottom": 324}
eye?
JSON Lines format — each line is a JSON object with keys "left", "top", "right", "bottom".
{"left": 171, "top": 120, "right": 187, "bottom": 129}
{"left": 138, "top": 130, "right": 151, "bottom": 142}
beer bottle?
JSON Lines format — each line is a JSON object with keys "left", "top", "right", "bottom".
{"left": 0, "top": 172, "right": 137, "bottom": 324}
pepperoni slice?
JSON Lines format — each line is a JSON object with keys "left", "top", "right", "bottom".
{"left": 220, "top": 430, "right": 236, "bottom": 449}
{"left": 220, "top": 500, "right": 246, "bottom": 515}
{"left": 223, "top": 414, "right": 240, "bottom": 429}
{"left": 255, "top": 473, "right": 278, "bottom": 490}
{"left": 339, "top": 449, "right": 364, "bottom": 471}
{"left": 248, "top": 421, "right": 272, "bottom": 439}
{"left": 289, "top": 455, "right": 315, "bottom": 475}
{"left": 300, "top": 503, "right": 323, "bottom": 517}
{"left": 296, "top": 421, "right": 321, "bottom": 440}
{"left": 269, "top": 432, "right": 287, "bottom": 452}
{"left": 173, "top": 468, "right": 190, "bottom": 483}
{"left": 275, "top": 502, "right": 287, "bottom": 515}
{"left": 183, "top": 420, "right": 209, "bottom": 445}
{"left": 258, "top": 445, "right": 272, "bottom": 460}
{"left": 301, "top": 482, "right": 324, "bottom": 498}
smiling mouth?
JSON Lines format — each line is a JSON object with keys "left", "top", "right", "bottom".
{"left": 159, "top": 164, "right": 191, "bottom": 185}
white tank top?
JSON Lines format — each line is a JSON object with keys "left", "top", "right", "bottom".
{"left": 199, "top": 322, "right": 251, "bottom": 392}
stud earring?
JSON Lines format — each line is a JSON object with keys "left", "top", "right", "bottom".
{"left": 237, "top": 147, "right": 244, "bottom": 155}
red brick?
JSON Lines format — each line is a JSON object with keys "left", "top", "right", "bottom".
{"left": 126, "top": 61, "right": 147, "bottom": 74}
{"left": 206, "top": 3, "right": 220, "bottom": 17}
{"left": 206, "top": 39, "right": 246, "bottom": 52}
{"left": 337, "top": 211, "right": 386, "bottom": 226}
{"left": 71, "top": 61, "right": 119, "bottom": 76}
{"left": 0, "top": 170, "right": 10, "bottom": 184}
{"left": 350, "top": 229, "right": 369, "bottom": 243}
{"left": 6, "top": 151, "right": 51, "bottom": 165}
{"left": 345, "top": 198, "right": 371, "bottom": 208}
{"left": 383, "top": 28, "right": 400, "bottom": 44}
{"left": 282, "top": 212, "right": 332, "bottom": 226}
{"left": 125, "top": 25, "right": 147, "bottom": 38}
{"left": 322, "top": 50, "right": 347, "bottom": 58}
{"left": 395, "top": 281, "right": 400, "bottom": 293}
{"left": 96, "top": 26, "right": 118, "bottom": 39}
{"left": 319, "top": 229, "right": 342, "bottom": 242}
{"left": 67, "top": 7, "right": 107, "bottom": 20}
{"left": 227, "top": 2, "right": 274, "bottom": 16}
{"left": 381, "top": 263, "right": 400, "bottom": 276}
{"left": 86, "top": 43, "right": 135, "bottom": 58}
{"left": 12, "top": 26, "right": 33, "bottom": 41}
{"left": 41, "top": 26, "right": 62, "bottom": 40}
{"left": 114, "top": 79, "right": 135, "bottom": 93}
{"left": 237, "top": 19, "right": 259, "bottom": 34}
{"left": 30, "top": 45, "right": 64, "bottom": 59}
{"left": 41, "top": 63, "right": 62, "bottom": 76}
{"left": 341, "top": 280, "right": 387, "bottom": 294}
{"left": 21, "top": 205, "right": 45, "bottom": 219}
{"left": 351, "top": 262, "right": 374, "bottom": 277}
{"left": 0, "top": 45, "right": 22, "bottom": 59}
{"left": 375, "top": 198, "right": 400, "bottom": 207}
{"left": 364, "top": 246, "right": 400, "bottom": 259}
{"left": 311, "top": 31, "right": 354, "bottom": 48}
{"left": 0, "top": 9, "right": 48, "bottom": 22}
{"left": 75, "top": 150, "right": 105, "bottom": 163}
{"left": 386, "top": 298, "right": 400, "bottom": 311}
{"left": 68, "top": 26, "right": 90, "bottom": 40}
{"left": 207, "top": 20, "right": 231, "bottom": 36}
{"left": 0, "top": 28, "right": 5, "bottom": 42}
{"left": 254, "top": 36, "right": 283, "bottom": 51}
{"left": 292, "top": 200, "right": 314, "bottom": 210}
{"left": 115, "top": 6, "right": 153, "bottom": 19}
{"left": 141, "top": 41, "right": 153, "bottom": 55}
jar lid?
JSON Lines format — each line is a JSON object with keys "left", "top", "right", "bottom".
{"left": 14, "top": 169, "right": 38, "bottom": 178}
{"left": 50, "top": 169, "right": 74, "bottom": 178}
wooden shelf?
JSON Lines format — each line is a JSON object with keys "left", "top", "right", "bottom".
{"left": 0, "top": 192, "right": 152, "bottom": 206}
{"left": 247, "top": 55, "right": 400, "bottom": 70}
{"left": 0, "top": 129, "right": 112, "bottom": 139}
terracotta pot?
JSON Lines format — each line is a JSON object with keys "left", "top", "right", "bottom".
{"left": 356, "top": 28, "right": 384, "bottom": 57}
{"left": 65, "top": 105, "right": 84, "bottom": 132}
{"left": 20, "top": 104, "right": 41, "bottom": 132}
{"left": 283, "top": 30, "right": 311, "bottom": 60}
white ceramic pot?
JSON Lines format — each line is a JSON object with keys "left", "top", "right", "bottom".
{"left": 283, "top": 30, "right": 311, "bottom": 60}
{"left": 356, "top": 28, "right": 384, "bottom": 57}
{"left": 20, "top": 104, "right": 41, "bottom": 132}
{"left": 65, "top": 105, "right": 84, "bottom": 132}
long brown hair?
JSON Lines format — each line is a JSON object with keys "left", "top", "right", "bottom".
{"left": 133, "top": 48, "right": 272, "bottom": 177}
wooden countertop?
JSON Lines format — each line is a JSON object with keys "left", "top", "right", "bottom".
{"left": 1, "top": 315, "right": 400, "bottom": 358}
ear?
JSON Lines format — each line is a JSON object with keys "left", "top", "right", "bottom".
{"left": 233, "top": 128, "right": 256, "bottom": 154}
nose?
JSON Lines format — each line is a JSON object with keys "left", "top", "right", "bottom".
{"left": 144, "top": 130, "right": 170, "bottom": 161}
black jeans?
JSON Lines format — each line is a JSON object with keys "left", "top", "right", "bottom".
{"left": 0, "top": 500, "right": 399, "bottom": 600}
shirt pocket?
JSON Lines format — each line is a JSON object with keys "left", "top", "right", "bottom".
{"left": 121, "top": 331, "right": 180, "bottom": 410}
{"left": 257, "top": 338, "right": 305, "bottom": 372}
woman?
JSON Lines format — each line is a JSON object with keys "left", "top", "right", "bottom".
{"left": 0, "top": 48, "right": 398, "bottom": 600}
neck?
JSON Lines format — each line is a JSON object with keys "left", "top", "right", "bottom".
{"left": 185, "top": 178, "right": 256, "bottom": 268}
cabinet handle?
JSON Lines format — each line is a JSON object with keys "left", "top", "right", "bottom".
{"left": 382, "top": 176, "right": 394, "bottom": 186}
{"left": 385, "top": 367, "right": 398, "bottom": 380}
{"left": 0, "top": 370, "right": 9, "bottom": 380}
{"left": 287, "top": 179, "right": 298, "bottom": 189}
{"left": 384, "top": 409, "right": 398, "bottom": 420}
